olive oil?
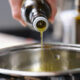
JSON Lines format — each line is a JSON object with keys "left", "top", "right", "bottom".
{"left": 21, "top": 0, "right": 51, "bottom": 31}
{"left": 75, "top": 0, "right": 80, "bottom": 43}
{"left": 19, "top": 48, "right": 80, "bottom": 72}
{"left": 75, "top": 15, "right": 80, "bottom": 43}
{"left": 40, "top": 31, "right": 43, "bottom": 48}
{"left": 36, "top": 20, "right": 46, "bottom": 47}
{"left": 21, "top": 0, "right": 52, "bottom": 71}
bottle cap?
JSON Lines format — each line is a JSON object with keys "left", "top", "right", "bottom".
{"left": 33, "top": 17, "right": 49, "bottom": 32}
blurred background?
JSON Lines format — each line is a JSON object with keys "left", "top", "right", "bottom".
{"left": 0, "top": 0, "right": 78, "bottom": 48}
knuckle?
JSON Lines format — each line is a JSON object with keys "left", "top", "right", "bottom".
{"left": 12, "top": 12, "right": 20, "bottom": 20}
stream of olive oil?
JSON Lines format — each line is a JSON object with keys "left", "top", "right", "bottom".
{"left": 36, "top": 20, "right": 46, "bottom": 47}
{"left": 40, "top": 31, "right": 43, "bottom": 48}
{"left": 36, "top": 22, "right": 55, "bottom": 72}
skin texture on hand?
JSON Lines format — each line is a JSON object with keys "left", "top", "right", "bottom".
{"left": 47, "top": 0, "right": 57, "bottom": 23}
{"left": 9, "top": 0, "right": 57, "bottom": 27}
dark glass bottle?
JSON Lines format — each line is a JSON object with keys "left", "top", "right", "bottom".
{"left": 21, "top": 0, "right": 51, "bottom": 32}
{"left": 75, "top": 0, "right": 80, "bottom": 43}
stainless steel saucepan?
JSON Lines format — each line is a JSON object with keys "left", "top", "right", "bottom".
{"left": 0, "top": 43, "right": 80, "bottom": 77}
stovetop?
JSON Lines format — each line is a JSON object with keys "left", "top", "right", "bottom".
{"left": 0, "top": 73, "right": 80, "bottom": 80}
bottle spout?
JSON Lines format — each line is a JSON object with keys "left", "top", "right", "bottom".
{"left": 33, "top": 17, "right": 49, "bottom": 32}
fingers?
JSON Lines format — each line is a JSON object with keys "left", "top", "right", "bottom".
{"left": 9, "top": 0, "right": 57, "bottom": 26}
{"left": 9, "top": 0, "right": 27, "bottom": 27}
{"left": 12, "top": 6, "right": 27, "bottom": 26}
{"left": 47, "top": 0, "right": 57, "bottom": 23}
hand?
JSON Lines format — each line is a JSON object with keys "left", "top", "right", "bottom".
{"left": 9, "top": 0, "right": 27, "bottom": 26}
{"left": 9, "top": 0, "right": 57, "bottom": 26}
{"left": 47, "top": 0, "right": 57, "bottom": 23}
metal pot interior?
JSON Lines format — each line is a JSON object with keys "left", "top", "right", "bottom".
{"left": 0, "top": 43, "right": 80, "bottom": 76}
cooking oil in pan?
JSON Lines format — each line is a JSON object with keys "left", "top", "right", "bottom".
{"left": 20, "top": 49, "right": 80, "bottom": 72}
{"left": 21, "top": 49, "right": 71, "bottom": 72}
{"left": 37, "top": 22, "right": 54, "bottom": 71}
{"left": 39, "top": 46, "right": 61, "bottom": 72}
{"left": 32, "top": 47, "right": 62, "bottom": 72}
{"left": 33, "top": 21, "right": 62, "bottom": 72}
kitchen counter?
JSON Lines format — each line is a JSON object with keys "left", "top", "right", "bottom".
{"left": 0, "top": 33, "right": 35, "bottom": 49}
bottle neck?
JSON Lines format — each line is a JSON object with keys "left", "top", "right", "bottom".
{"left": 29, "top": 8, "right": 46, "bottom": 23}
{"left": 32, "top": 16, "right": 48, "bottom": 32}
{"left": 29, "top": 8, "right": 48, "bottom": 32}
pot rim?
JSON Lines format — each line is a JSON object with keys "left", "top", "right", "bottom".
{"left": 0, "top": 43, "right": 80, "bottom": 76}
{"left": 0, "top": 43, "right": 80, "bottom": 54}
{"left": 0, "top": 68, "right": 80, "bottom": 77}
